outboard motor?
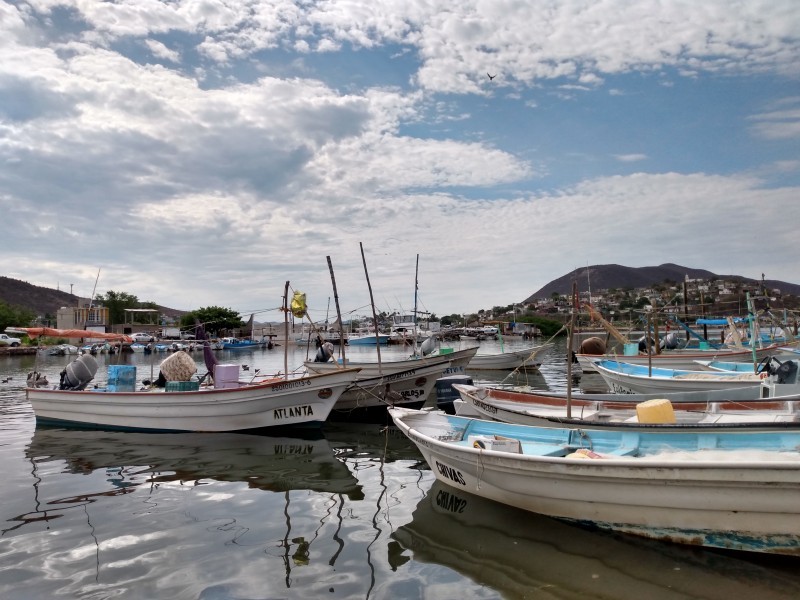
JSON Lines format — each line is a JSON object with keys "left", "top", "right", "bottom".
{"left": 59, "top": 354, "right": 99, "bottom": 390}
{"left": 314, "top": 341, "right": 334, "bottom": 363}
{"left": 638, "top": 336, "right": 656, "bottom": 354}
{"left": 660, "top": 332, "right": 683, "bottom": 351}
{"left": 775, "top": 360, "right": 799, "bottom": 385}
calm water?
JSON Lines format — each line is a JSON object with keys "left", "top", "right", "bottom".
{"left": 1, "top": 339, "right": 799, "bottom": 599}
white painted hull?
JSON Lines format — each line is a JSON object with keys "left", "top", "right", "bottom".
{"left": 305, "top": 346, "right": 478, "bottom": 378}
{"left": 467, "top": 344, "right": 551, "bottom": 371}
{"left": 454, "top": 384, "right": 800, "bottom": 431}
{"left": 594, "top": 361, "right": 767, "bottom": 394}
{"left": 347, "top": 334, "right": 390, "bottom": 346}
{"left": 332, "top": 363, "right": 443, "bottom": 411}
{"left": 390, "top": 408, "right": 800, "bottom": 554}
{"left": 27, "top": 369, "right": 361, "bottom": 431}
{"left": 578, "top": 344, "right": 785, "bottom": 373}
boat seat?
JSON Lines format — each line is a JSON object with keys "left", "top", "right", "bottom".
{"left": 603, "top": 447, "right": 638, "bottom": 456}
{"left": 520, "top": 442, "right": 569, "bottom": 457}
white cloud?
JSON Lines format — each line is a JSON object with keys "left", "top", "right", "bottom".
{"left": 748, "top": 98, "right": 800, "bottom": 140}
{"left": 145, "top": 39, "right": 180, "bottom": 63}
{"left": 613, "top": 154, "right": 648, "bottom": 162}
{"left": 0, "top": 1, "right": 798, "bottom": 316}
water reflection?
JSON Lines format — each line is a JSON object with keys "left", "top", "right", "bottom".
{"left": 394, "top": 480, "right": 800, "bottom": 600}
{"left": 24, "top": 426, "right": 362, "bottom": 498}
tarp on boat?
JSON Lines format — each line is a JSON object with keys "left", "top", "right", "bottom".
{"left": 6, "top": 327, "right": 133, "bottom": 342}
{"left": 695, "top": 317, "right": 750, "bottom": 326}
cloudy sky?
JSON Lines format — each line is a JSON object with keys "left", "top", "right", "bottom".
{"left": 2, "top": 1, "right": 798, "bottom": 324}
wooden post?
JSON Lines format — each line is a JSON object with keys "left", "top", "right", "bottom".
{"left": 566, "top": 281, "right": 577, "bottom": 418}
{"left": 326, "top": 256, "right": 346, "bottom": 365}
{"left": 646, "top": 311, "right": 653, "bottom": 376}
{"left": 360, "top": 243, "right": 382, "bottom": 375}
{"left": 683, "top": 280, "right": 690, "bottom": 342}
{"left": 283, "top": 281, "right": 290, "bottom": 379}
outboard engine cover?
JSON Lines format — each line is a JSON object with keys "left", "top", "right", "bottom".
{"left": 638, "top": 336, "right": 656, "bottom": 353}
{"left": 314, "top": 341, "right": 334, "bottom": 362}
{"left": 59, "top": 354, "right": 99, "bottom": 390}
{"left": 660, "top": 332, "right": 683, "bottom": 350}
{"left": 775, "top": 360, "right": 799, "bottom": 385}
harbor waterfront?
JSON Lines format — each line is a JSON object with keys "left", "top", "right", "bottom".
{"left": 2, "top": 339, "right": 800, "bottom": 599}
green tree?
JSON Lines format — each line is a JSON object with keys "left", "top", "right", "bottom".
{"left": 0, "top": 301, "right": 36, "bottom": 336}
{"left": 95, "top": 290, "right": 141, "bottom": 325}
{"left": 515, "top": 315, "right": 565, "bottom": 337}
{"left": 180, "top": 306, "right": 244, "bottom": 335}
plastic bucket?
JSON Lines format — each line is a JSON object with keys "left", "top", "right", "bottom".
{"left": 623, "top": 343, "right": 638, "bottom": 356}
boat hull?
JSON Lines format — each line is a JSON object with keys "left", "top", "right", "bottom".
{"left": 467, "top": 344, "right": 551, "bottom": 371}
{"left": 347, "top": 334, "right": 390, "bottom": 346}
{"left": 454, "top": 384, "right": 800, "bottom": 431}
{"left": 331, "top": 363, "right": 443, "bottom": 413}
{"left": 594, "top": 360, "right": 768, "bottom": 394}
{"left": 577, "top": 344, "right": 786, "bottom": 373}
{"left": 390, "top": 408, "right": 800, "bottom": 555}
{"left": 27, "top": 369, "right": 361, "bottom": 432}
{"left": 305, "top": 346, "right": 478, "bottom": 378}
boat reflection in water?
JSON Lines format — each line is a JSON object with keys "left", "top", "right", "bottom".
{"left": 12, "top": 426, "right": 366, "bottom": 596}
{"left": 393, "top": 481, "right": 800, "bottom": 600}
{"left": 24, "top": 426, "right": 362, "bottom": 497}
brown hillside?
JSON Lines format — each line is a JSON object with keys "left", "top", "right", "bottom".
{"left": 0, "top": 276, "right": 186, "bottom": 318}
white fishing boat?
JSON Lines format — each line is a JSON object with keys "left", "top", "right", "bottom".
{"left": 346, "top": 327, "right": 390, "bottom": 346}
{"left": 576, "top": 343, "right": 788, "bottom": 373}
{"left": 389, "top": 406, "right": 800, "bottom": 555}
{"left": 453, "top": 382, "right": 800, "bottom": 431}
{"left": 326, "top": 362, "right": 445, "bottom": 417}
{"left": 25, "top": 353, "right": 361, "bottom": 432}
{"left": 467, "top": 344, "right": 552, "bottom": 371}
{"left": 304, "top": 345, "right": 479, "bottom": 378}
{"left": 592, "top": 359, "right": 783, "bottom": 394}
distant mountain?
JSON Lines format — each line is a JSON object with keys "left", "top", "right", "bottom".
{"left": 524, "top": 263, "right": 800, "bottom": 301}
{"left": 0, "top": 276, "right": 79, "bottom": 316}
{"left": 0, "top": 276, "right": 186, "bottom": 318}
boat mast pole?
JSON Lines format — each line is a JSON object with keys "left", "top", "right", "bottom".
{"left": 283, "top": 281, "right": 290, "bottom": 379}
{"left": 326, "top": 256, "right": 346, "bottom": 365}
{"left": 413, "top": 254, "right": 419, "bottom": 355}
{"left": 746, "top": 292, "right": 757, "bottom": 373}
{"left": 566, "top": 281, "right": 577, "bottom": 418}
{"left": 360, "top": 243, "right": 383, "bottom": 375}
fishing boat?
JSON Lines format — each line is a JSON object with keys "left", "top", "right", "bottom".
{"left": 576, "top": 344, "right": 789, "bottom": 373}
{"left": 592, "top": 358, "right": 785, "bottom": 394}
{"left": 452, "top": 382, "right": 800, "bottom": 431}
{"left": 304, "top": 345, "right": 479, "bottom": 378}
{"left": 47, "top": 344, "right": 79, "bottom": 356}
{"left": 327, "top": 362, "right": 445, "bottom": 419}
{"left": 346, "top": 327, "right": 390, "bottom": 346}
{"left": 389, "top": 406, "right": 800, "bottom": 555}
{"left": 467, "top": 344, "right": 552, "bottom": 371}
{"left": 220, "top": 337, "right": 266, "bottom": 350}
{"left": 25, "top": 352, "right": 362, "bottom": 432}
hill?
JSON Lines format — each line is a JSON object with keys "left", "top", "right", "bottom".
{"left": 524, "top": 263, "right": 800, "bottom": 301}
{"left": 0, "top": 276, "right": 186, "bottom": 318}
{"left": 0, "top": 276, "right": 80, "bottom": 316}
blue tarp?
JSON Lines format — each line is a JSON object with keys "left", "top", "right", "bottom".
{"left": 695, "top": 317, "right": 751, "bottom": 325}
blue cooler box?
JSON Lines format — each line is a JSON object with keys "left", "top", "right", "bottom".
{"left": 107, "top": 365, "right": 137, "bottom": 392}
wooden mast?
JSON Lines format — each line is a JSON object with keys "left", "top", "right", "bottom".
{"left": 360, "top": 243, "right": 383, "bottom": 375}
{"left": 326, "top": 256, "right": 346, "bottom": 365}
